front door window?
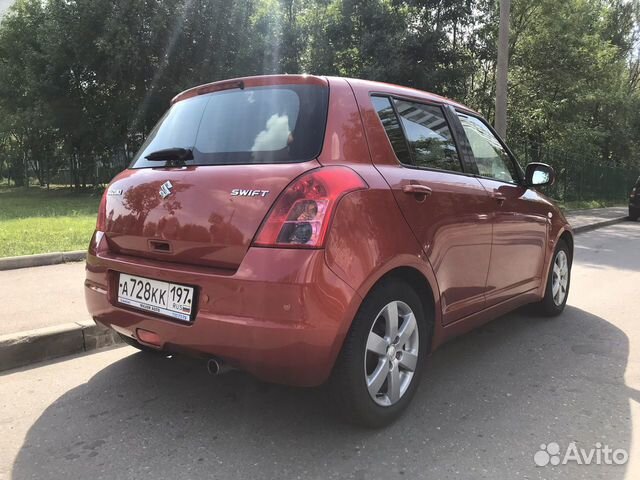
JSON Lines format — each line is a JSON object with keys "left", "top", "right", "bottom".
{"left": 457, "top": 113, "right": 518, "bottom": 184}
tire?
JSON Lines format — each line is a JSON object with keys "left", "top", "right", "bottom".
{"left": 629, "top": 207, "right": 639, "bottom": 221}
{"left": 118, "top": 333, "right": 164, "bottom": 354}
{"left": 537, "top": 239, "right": 572, "bottom": 317}
{"left": 328, "top": 278, "right": 430, "bottom": 428}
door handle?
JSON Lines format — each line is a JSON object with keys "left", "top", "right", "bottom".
{"left": 402, "top": 184, "right": 433, "bottom": 196}
{"left": 491, "top": 192, "right": 506, "bottom": 205}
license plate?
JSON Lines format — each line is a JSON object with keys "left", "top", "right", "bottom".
{"left": 117, "top": 273, "right": 195, "bottom": 322}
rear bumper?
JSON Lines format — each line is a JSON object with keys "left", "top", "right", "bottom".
{"left": 85, "top": 239, "right": 361, "bottom": 387}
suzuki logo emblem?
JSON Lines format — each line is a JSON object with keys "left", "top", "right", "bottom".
{"left": 159, "top": 181, "right": 173, "bottom": 199}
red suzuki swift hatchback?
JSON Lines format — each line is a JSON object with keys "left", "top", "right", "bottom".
{"left": 85, "top": 75, "right": 573, "bottom": 427}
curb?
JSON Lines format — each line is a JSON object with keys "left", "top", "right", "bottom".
{"left": 572, "top": 216, "right": 629, "bottom": 234}
{"left": 0, "top": 321, "right": 122, "bottom": 373}
{"left": 0, "top": 251, "right": 86, "bottom": 271}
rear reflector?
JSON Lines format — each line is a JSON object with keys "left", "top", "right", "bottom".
{"left": 136, "top": 329, "right": 162, "bottom": 347}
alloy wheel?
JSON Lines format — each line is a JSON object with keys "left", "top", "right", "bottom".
{"left": 364, "top": 300, "right": 420, "bottom": 407}
{"left": 552, "top": 250, "right": 569, "bottom": 306}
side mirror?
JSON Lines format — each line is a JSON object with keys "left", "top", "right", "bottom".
{"left": 525, "top": 162, "right": 555, "bottom": 187}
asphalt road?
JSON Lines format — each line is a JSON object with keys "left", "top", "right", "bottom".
{"left": 1, "top": 221, "right": 639, "bottom": 480}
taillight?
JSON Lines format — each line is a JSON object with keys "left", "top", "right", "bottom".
{"left": 89, "top": 190, "right": 109, "bottom": 255}
{"left": 88, "top": 229, "right": 105, "bottom": 256}
{"left": 96, "top": 189, "right": 108, "bottom": 231}
{"left": 253, "top": 166, "right": 368, "bottom": 248}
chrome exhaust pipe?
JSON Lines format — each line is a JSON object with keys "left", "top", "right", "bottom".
{"left": 207, "top": 357, "right": 232, "bottom": 375}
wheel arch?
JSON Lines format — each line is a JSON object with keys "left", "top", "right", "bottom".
{"left": 559, "top": 230, "right": 574, "bottom": 262}
{"left": 539, "top": 226, "right": 574, "bottom": 299}
{"left": 355, "top": 265, "right": 438, "bottom": 354}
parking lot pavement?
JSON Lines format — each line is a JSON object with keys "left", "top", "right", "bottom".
{"left": 0, "top": 262, "right": 88, "bottom": 335}
{"left": 0, "top": 221, "right": 639, "bottom": 479}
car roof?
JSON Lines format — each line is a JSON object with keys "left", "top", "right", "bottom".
{"left": 172, "top": 74, "right": 479, "bottom": 115}
{"left": 337, "top": 77, "right": 478, "bottom": 115}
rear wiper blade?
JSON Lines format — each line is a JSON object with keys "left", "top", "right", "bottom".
{"left": 145, "top": 147, "right": 194, "bottom": 162}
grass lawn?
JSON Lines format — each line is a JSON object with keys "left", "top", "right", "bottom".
{"left": 0, "top": 184, "right": 628, "bottom": 258}
{"left": 0, "top": 186, "right": 102, "bottom": 257}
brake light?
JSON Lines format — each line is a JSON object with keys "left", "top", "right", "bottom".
{"left": 253, "top": 166, "right": 368, "bottom": 248}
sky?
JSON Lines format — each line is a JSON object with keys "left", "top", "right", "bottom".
{"left": 0, "top": 0, "right": 12, "bottom": 16}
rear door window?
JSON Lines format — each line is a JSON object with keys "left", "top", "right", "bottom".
{"left": 132, "top": 85, "right": 328, "bottom": 168}
{"left": 371, "top": 96, "right": 412, "bottom": 165}
{"left": 372, "top": 96, "right": 462, "bottom": 173}
{"left": 393, "top": 99, "right": 462, "bottom": 172}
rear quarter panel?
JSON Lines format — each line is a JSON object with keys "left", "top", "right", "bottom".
{"left": 319, "top": 77, "right": 443, "bottom": 332}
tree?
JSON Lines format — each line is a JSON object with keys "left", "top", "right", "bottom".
{"left": 0, "top": 0, "right": 637, "bottom": 190}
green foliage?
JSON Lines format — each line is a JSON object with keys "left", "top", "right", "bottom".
{"left": 507, "top": 0, "right": 640, "bottom": 169}
{"left": 0, "top": 0, "right": 637, "bottom": 192}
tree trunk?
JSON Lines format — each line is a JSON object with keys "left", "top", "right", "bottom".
{"left": 68, "top": 154, "right": 73, "bottom": 188}
{"left": 495, "top": 0, "right": 511, "bottom": 139}
{"left": 23, "top": 149, "right": 28, "bottom": 187}
{"left": 74, "top": 153, "right": 81, "bottom": 191}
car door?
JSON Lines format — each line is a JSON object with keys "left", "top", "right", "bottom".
{"left": 454, "top": 112, "right": 549, "bottom": 306}
{"left": 368, "top": 95, "right": 494, "bottom": 324}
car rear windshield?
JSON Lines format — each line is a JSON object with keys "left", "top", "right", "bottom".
{"left": 131, "top": 85, "right": 328, "bottom": 168}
